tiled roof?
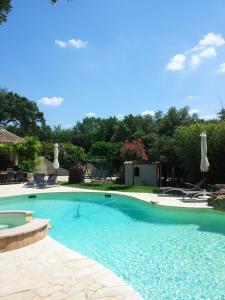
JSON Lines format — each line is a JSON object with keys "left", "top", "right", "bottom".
{"left": 0, "top": 127, "right": 24, "bottom": 144}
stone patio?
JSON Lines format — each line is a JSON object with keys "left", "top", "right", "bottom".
{"left": 0, "top": 237, "right": 142, "bottom": 300}
{"left": 0, "top": 183, "right": 210, "bottom": 208}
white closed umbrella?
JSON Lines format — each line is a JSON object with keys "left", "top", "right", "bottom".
{"left": 200, "top": 132, "right": 210, "bottom": 173}
{"left": 53, "top": 143, "right": 59, "bottom": 173}
{"left": 200, "top": 132, "right": 210, "bottom": 200}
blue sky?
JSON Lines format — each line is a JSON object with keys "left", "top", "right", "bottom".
{"left": 0, "top": 0, "right": 225, "bottom": 127}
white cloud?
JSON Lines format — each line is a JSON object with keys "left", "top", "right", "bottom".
{"left": 190, "top": 55, "right": 201, "bottom": 70}
{"left": 217, "top": 62, "right": 225, "bottom": 73}
{"left": 85, "top": 112, "right": 96, "bottom": 118}
{"left": 199, "top": 33, "right": 225, "bottom": 47}
{"left": 38, "top": 96, "right": 63, "bottom": 106}
{"left": 166, "top": 54, "right": 186, "bottom": 71}
{"left": 166, "top": 32, "right": 224, "bottom": 71}
{"left": 58, "top": 121, "right": 72, "bottom": 129}
{"left": 55, "top": 40, "right": 66, "bottom": 48}
{"left": 199, "top": 47, "right": 216, "bottom": 58}
{"left": 202, "top": 114, "right": 217, "bottom": 120}
{"left": 141, "top": 110, "right": 155, "bottom": 117}
{"left": 190, "top": 48, "right": 216, "bottom": 70}
{"left": 68, "top": 39, "right": 88, "bottom": 49}
{"left": 117, "top": 114, "right": 124, "bottom": 120}
{"left": 187, "top": 95, "right": 199, "bottom": 100}
{"left": 189, "top": 108, "right": 200, "bottom": 114}
{"left": 55, "top": 38, "right": 88, "bottom": 49}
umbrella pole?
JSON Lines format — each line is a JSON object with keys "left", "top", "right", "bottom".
{"left": 202, "top": 172, "right": 207, "bottom": 199}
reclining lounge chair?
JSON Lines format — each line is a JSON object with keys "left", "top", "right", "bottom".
{"left": 24, "top": 173, "right": 45, "bottom": 188}
{"left": 35, "top": 174, "right": 57, "bottom": 189}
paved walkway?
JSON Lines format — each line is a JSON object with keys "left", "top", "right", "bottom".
{"left": 0, "top": 183, "right": 210, "bottom": 208}
{"left": 0, "top": 237, "right": 141, "bottom": 300}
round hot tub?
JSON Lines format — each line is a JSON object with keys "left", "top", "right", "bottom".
{"left": 0, "top": 211, "right": 49, "bottom": 252}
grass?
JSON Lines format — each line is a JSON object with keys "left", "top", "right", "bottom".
{"left": 60, "top": 181, "right": 160, "bottom": 193}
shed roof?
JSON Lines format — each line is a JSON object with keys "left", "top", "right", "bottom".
{"left": 124, "top": 161, "right": 159, "bottom": 165}
{"left": 0, "top": 127, "right": 24, "bottom": 144}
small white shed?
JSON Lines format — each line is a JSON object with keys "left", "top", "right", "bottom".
{"left": 124, "top": 161, "right": 160, "bottom": 186}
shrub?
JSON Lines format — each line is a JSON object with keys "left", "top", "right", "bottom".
{"left": 0, "top": 137, "right": 42, "bottom": 172}
{"left": 114, "top": 176, "right": 125, "bottom": 184}
{"left": 0, "top": 143, "right": 13, "bottom": 154}
{"left": 16, "top": 137, "right": 42, "bottom": 172}
{"left": 120, "top": 139, "right": 148, "bottom": 161}
{"left": 69, "top": 163, "right": 85, "bottom": 183}
{"left": 210, "top": 195, "right": 225, "bottom": 211}
{"left": 41, "top": 142, "right": 86, "bottom": 170}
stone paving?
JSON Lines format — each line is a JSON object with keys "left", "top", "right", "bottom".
{"left": 0, "top": 237, "right": 142, "bottom": 300}
{"left": 0, "top": 183, "right": 210, "bottom": 208}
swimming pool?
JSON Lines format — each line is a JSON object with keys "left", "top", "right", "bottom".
{"left": 0, "top": 192, "right": 224, "bottom": 300}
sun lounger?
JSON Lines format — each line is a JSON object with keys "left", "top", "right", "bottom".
{"left": 159, "top": 187, "right": 214, "bottom": 200}
{"left": 159, "top": 178, "right": 208, "bottom": 197}
{"left": 90, "top": 169, "right": 110, "bottom": 182}
{"left": 24, "top": 173, "right": 45, "bottom": 188}
{"left": 160, "top": 178, "right": 206, "bottom": 192}
{"left": 181, "top": 190, "right": 215, "bottom": 202}
{"left": 35, "top": 174, "right": 57, "bottom": 189}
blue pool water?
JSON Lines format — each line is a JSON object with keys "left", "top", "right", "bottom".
{"left": 0, "top": 192, "right": 225, "bottom": 300}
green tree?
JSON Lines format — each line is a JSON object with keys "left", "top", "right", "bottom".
{"left": 72, "top": 117, "right": 102, "bottom": 151}
{"left": 89, "top": 141, "right": 122, "bottom": 172}
{"left": 156, "top": 106, "right": 195, "bottom": 136}
{"left": 50, "top": 125, "right": 73, "bottom": 143}
{"left": 0, "top": 0, "right": 61, "bottom": 24}
{"left": 0, "top": 0, "right": 11, "bottom": 24}
{"left": 174, "top": 122, "right": 225, "bottom": 183}
{"left": 218, "top": 107, "right": 225, "bottom": 121}
{"left": 0, "top": 89, "right": 45, "bottom": 135}
{"left": 42, "top": 142, "right": 86, "bottom": 170}
{"left": 16, "top": 137, "right": 42, "bottom": 172}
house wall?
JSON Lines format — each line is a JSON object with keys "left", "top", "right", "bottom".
{"left": 0, "top": 152, "right": 17, "bottom": 170}
{"left": 124, "top": 163, "right": 159, "bottom": 186}
{"left": 9, "top": 152, "right": 18, "bottom": 166}
{"left": 124, "top": 164, "right": 134, "bottom": 185}
{"left": 134, "top": 164, "right": 158, "bottom": 186}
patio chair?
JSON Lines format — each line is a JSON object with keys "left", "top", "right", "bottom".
{"left": 35, "top": 174, "right": 57, "bottom": 189}
{"left": 180, "top": 178, "right": 206, "bottom": 191}
{"left": 99, "top": 170, "right": 110, "bottom": 181}
{"left": 15, "top": 171, "right": 26, "bottom": 183}
{"left": 90, "top": 169, "right": 110, "bottom": 182}
{"left": 90, "top": 169, "right": 101, "bottom": 182}
{"left": 6, "top": 171, "right": 16, "bottom": 184}
{"left": 181, "top": 190, "right": 215, "bottom": 202}
{"left": 159, "top": 178, "right": 207, "bottom": 196}
{"left": 24, "top": 173, "right": 45, "bottom": 188}
{"left": 160, "top": 184, "right": 215, "bottom": 202}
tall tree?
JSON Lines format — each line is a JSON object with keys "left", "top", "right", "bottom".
{"left": 218, "top": 107, "right": 225, "bottom": 121}
{"left": 0, "top": 89, "right": 45, "bottom": 134}
{"left": 0, "top": 0, "right": 11, "bottom": 24}
{"left": 0, "top": 0, "right": 61, "bottom": 24}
